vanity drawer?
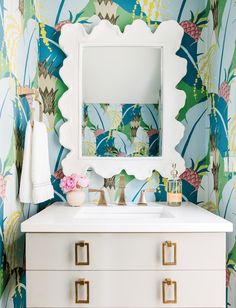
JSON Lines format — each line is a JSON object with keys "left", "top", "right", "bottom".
{"left": 26, "top": 270, "right": 225, "bottom": 307}
{"left": 26, "top": 233, "right": 225, "bottom": 270}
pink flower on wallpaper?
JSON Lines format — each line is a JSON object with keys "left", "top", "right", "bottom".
{"left": 147, "top": 129, "right": 159, "bottom": 137}
{"left": 0, "top": 174, "right": 6, "bottom": 199}
{"left": 25, "top": 94, "right": 33, "bottom": 108}
{"left": 94, "top": 129, "right": 104, "bottom": 137}
{"left": 55, "top": 20, "right": 71, "bottom": 32}
{"left": 218, "top": 81, "right": 230, "bottom": 103}
{"left": 54, "top": 168, "right": 65, "bottom": 180}
{"left": 226, "top": 268, "right": 231, "bottom": 288}
{"left": 117, "top": 152, "right": 127, "bottom": 157}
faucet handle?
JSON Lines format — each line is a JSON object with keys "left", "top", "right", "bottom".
{"left": 138, "top": 188, "right": 155, "bottom": 206}
{"left": 88, "top": 188, "right": 107, "bottom": 206}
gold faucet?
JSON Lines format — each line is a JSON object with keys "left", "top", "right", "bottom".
{"left": 118, "top": 175, "right": 126, "bottom": 206}
{"left": 88, "top": 188, "right": 107, "bottom": 206}
{"left": 138, "top": 188, "right": 155, "bottom": 206}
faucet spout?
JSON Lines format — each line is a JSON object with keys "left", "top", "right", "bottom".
{"left": 118, "top": 175, "right": 126, "bottom": 206}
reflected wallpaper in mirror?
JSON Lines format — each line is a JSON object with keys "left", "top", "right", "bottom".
{"left": 82, "top": 103, "right": 161, "bottom": 157}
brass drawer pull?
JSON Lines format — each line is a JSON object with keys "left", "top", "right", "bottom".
{"left": 75, "top": 279, "right": 90, "bottom": 304}
{"left": 162, "top": 278, "right": 177, "bottom": 304}
{"left": 75, "top": 241, "right": 90, "bottom": 265}
{"left": 162, "top": 241, "right": 177, "bottom": 265}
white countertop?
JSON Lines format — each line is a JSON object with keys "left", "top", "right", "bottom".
{"left": 21, "top": 202, "right": 233, "bottom": 233}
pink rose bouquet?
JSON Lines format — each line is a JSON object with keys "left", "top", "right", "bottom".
{"left": 60, "top": 173, "right": 89, "bottom": 193}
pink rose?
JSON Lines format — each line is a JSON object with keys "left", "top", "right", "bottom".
{"left": 0, "top": 174, "right": 6, "bottom": 199}
{"left": 60, "top": 174, "right": 78, "bottom": 193}
{"left": 77, "top": 175, "right": 89, "bottom": 188}
{"left": 60, "top": 174, "right": 89, "bottom": 193}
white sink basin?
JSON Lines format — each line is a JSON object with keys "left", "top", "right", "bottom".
{"left": 76, "top": 205, "right": 174, "bottom": 221}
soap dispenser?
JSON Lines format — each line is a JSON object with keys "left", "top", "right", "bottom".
{"left": 167, "top": 163, "right": 182, "bottom": 206}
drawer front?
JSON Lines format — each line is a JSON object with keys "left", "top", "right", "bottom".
{"left": 27, "top": 270, "right": 225, "bottom": 307}
{"left": 26, "top": 233, "right": 225, "bottom": 270}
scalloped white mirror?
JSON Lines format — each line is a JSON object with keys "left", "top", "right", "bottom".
{"left": 59, "top": 20, "right": 187, "bottom": 180}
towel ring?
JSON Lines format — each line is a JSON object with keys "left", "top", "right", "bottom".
{"left": 17, "top": 86, "right": 44, "bottom": 127}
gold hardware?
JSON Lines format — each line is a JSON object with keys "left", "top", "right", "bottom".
{"left": 88, "top": 188, "right": 107, "bottom": 206}
{"left": 75, "top": 241, "right": 90, "bottom": 266}
{"left": 30, "top": 108, "right": 35, "bottom": 128}
{"left": 118, "top": 175, "right": 126, "bottom": 206}
{"left": 162, "top": 241, "right": 177, "bottom": 266}
{"left": 75, "top": 279, "right": 90, "bottom": 304}
{"left": 17, "top": 86, "right": 37, "bottom": 96}
{"left": 162, "top": 278, "right": 177, "bottom": 304}
{"left": 17, "top": 87, "right": 44, "bottom": 127}
{"left": 138, "top": 188, "right": 155, "bottom": 205}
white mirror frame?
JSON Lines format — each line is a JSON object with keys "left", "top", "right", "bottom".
{"left": 59, "top": 20, "right": 187, "bottom": 180}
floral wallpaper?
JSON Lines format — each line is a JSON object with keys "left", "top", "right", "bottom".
{"left": 0, "top": 0, "right": 236, "bottom": 307}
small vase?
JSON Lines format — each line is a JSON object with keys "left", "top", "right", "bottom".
{"left": 66, "top": 189, "right": 86, "bottom": 207}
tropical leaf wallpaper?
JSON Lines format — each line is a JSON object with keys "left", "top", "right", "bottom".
{"left": 82, "top": 103, "right": 161, "bottom": 157}
{"left": 0, "top": 0, "right": 236, "bottom": 307}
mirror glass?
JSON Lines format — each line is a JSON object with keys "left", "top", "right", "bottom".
{"left": 81, "top": 45, "right": 162, "bottom": 158}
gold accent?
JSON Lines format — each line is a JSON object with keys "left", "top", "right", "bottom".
{"left": 30, "top": 108, "right": 35, "bottom": 128}
{"left": 118, "top": 175, "right": 126, "bottom": 206}
{"left": 17, "top": 87, "right": 43, "bottom": 126}
{"left": 75, "top": 241, "right": 90, "bottom": 266}
{"left": 75, "top": 279, "right": 90, "bottom": 304}
{"left": 88, "top": 188, "right": 107, "bottom": 206}
{"left": 17, "top": 86, "right": 37, "bottom": 96}
{"left": 162, "top": 241, "right": 177, "bottom": 266}
{"left": 162, "top": 279, "right": 177, "bottom": 304}
{"left": 138, "top": 188, "right": 155, "bottom": 205}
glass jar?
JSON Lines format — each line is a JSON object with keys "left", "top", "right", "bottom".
{"left": 167, "top": 164, "right": 182, "bottom": 206}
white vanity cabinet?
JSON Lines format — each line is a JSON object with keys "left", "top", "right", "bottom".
{"left": 22, "top": 203, "right": 233, "bottom": 308}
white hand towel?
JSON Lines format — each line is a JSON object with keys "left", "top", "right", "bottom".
{"left": 31, "top": 121, "right": 54, "bottom": 203}
{"left": 19, "top": 120, "right": 54, "bottom": 204}
{"left": 19, "top": 123, "right": 33, "bottom": 203}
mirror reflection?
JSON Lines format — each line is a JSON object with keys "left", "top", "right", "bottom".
{"left": 82, "top": 46, "right": 162, "bottom": 157}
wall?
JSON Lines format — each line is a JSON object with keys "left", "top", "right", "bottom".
{"left": 0, "top": 1, "right": 38, "bottom": 307}
{"left": 208, "top": 1, "right": 236, "bottom": 305}
{"left": 0, "top": 0, "right": 235, "bottom": 307}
